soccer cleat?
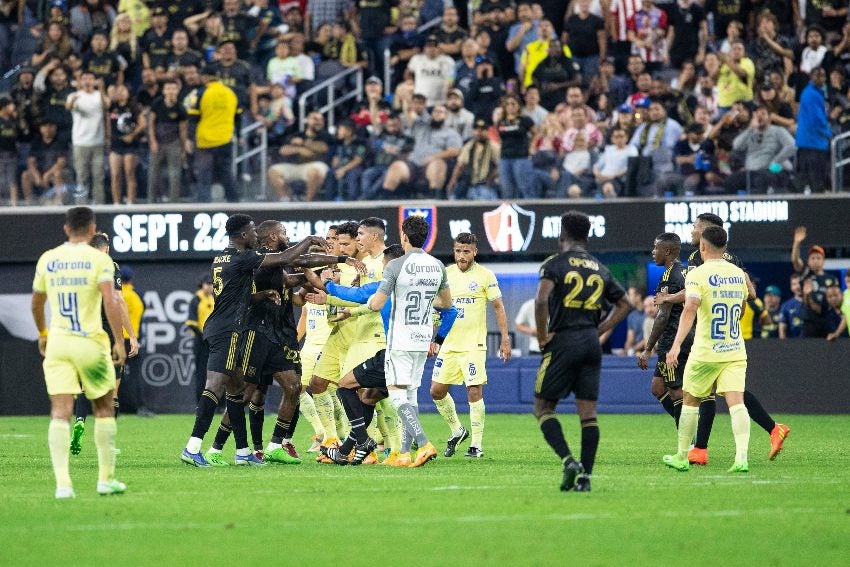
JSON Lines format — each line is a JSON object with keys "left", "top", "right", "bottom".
{"left": 266, "top": 447, "right": 302, "bottom": 464}
{"left": 663, "top": 454, "right": 690, "bottom": 472}
{"left": 55, "top": 487, "right": 75, "bottom": 499}
{"left": 235, "top": 452, "right": 267, "bottom": 466}
{"left": 560, "top": 459, "right": 584, "bottom": 491}
{"left": 392, "top": 452, "right": 412, "bottom": 467}
{"left": 307, "top": 434, "right": 322, "bottom": 453}
{"left": 444, "top": 427, "right": 470, "bottom": 457}
{"left": 465, "top": 446, "right": 484, "bottom": 459}
{"left": 362, "top": 452, "right": 379, "bottom": 465}
{"left": 70, "top": 419, "right": 85, "bottom": 455}
{"left": 728, "top": 461, "right": 749, "bottom": 473}
{"left": 283, "top": 442, "right": 301, "bottom": 461}
{"left": 688, "top": 447, "right": 708, "bottom": 465}
{"left": 574, "top": 474, "right": 591, "bottom": 492}
{"left": 410, "top": 442, "right": 438, "bottom": 468}
{"left": 181, "top": 448, "right": 211, "bottom": 467}
{"left": 97, "top": 479, "right": 127, "bottom": 495}
{"left": 316, "top": 438, "right": 340, "bottom": 463}
{"left": 321, "top": 446, "right": 350, "bottom": 466}
{"left": 205, "top": 450, "right": 229, "bottom": 467}
{"left": 380, "top": 451, "right": 399, "bottom": 466}
{"left": 254, "top": 449, "right": 264, "bottom": 461}
{"left": 769, "top": 423, "right": 790, "bottom": 460}
{"left": 350, "top": 438, "right": 378, "bottom": 466}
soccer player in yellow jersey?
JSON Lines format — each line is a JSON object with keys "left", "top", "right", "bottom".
{"left": 431, "top": 233, "right": 512, "bottom": 458}
{"left": 297, "top": 229, "right": 339, "bottom": 452}
{"left": 664, "top": 225, "right": 751, "bottom": 473}
{"left": 31, "top": 207, "right": 128, "bottom": 499}
{"left": 310, "top": 221, "right": 362, "bottom": 458}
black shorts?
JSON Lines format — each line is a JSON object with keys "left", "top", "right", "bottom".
{"left": 534, "top": 329, "right": 601, "bottom": 402}
{"left": 110, "top": 142, "right": 140, "bottom": 156}
{"left": 353, "top": 349, "right": 387, "bottom": 390}
{"left": 240, "top": 330, "right": 301, "bottom": 385}
{"left": 654, "top": 348, "right": 688, "bottom": 389}
{"left": 205, "top": 331, "right": 242, "bottom": 375}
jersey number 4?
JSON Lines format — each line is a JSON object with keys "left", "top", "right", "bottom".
{"left": 710, "top": 303, "right": 742, "bottom": 340}
{"left": 562, "top": 271, "right": 604, "bottom": 310}
{"left": 58, "top": 292, "right": 81, "bottom": 332}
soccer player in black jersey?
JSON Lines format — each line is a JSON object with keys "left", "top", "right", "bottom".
{"left": 207, "top": 220, "right": 318, "bottom": 465}
{"left": 71, "top": 233, "right": 140, "bottom": 456}
{"left": 533, "top": 211, "right": 631, "bottom": 492}
{"left": 655, "top": 212, "right": 790, "bottom": 464}
{"left": 637, "top": 233, "right": 691, "bottom": 427}
{"left": 181, "top": 214, "right": 358, "bottom": 467}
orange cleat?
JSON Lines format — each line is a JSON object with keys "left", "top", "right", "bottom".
{"left": 688, "top": 447, "right": 708, "bottom": 465}
{"left": 362, "top": 452, "right": 379, "bottom": 465}
{"left": 769, "top": 423, "right": 790, "bottom": 460}
{"left": 380, "top": 452, "right": 399, "bottom": 466}
{"left": 409, "top": 442, "right": 438, "bottom": 468}
{"left": 316, "top": 438, "right": 339, "bottom": 464}
{"left": 391, "top": 452, "right": 412, "bottom": 467}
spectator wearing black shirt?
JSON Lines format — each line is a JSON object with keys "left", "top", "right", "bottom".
{"left": 135, "top": 68, "right": 161, "bottom": 109}
{"left": 164, "top": 29, "right": 204, "bottom": 81}
{"left": 467, "top": 56, "right": 505, "bottom": 120}
{"left": 324, "top": 119, "right": 367, "bottom": 200}
{"left": 758, "top": 81, "right": 795, "bottom": 131}
{"left": 705, "top": 0, "right": 749, "bottom": 44}
{"left": 219, "top": 0, "right": 260, "bottom": 60}
{"left": 22, "top": 120, "right": 71, "bottom": 205}
{"left": 10, "top": 67, "right": 37, "bottom": 148}
{"left": 668, "top": 122, "right": 710, "bottom": 195}
{"left": 532, "top": 39, "right": 579, "bottom": 111}
{"left": 609, "top": 55, "right": 645, "bottom": 106}
{"left": 454, "top": 39, "right": 481, "bottom": 98}
{"left": 268, "top": 111, "right": 334, "bottom": 201}
{"left": 437, "top": 6, "right": 467, "bottom": 59}
{"left": 562, "top": 0, "right": 606, "bottom": 85}
{"left": 479, "top": 5, "right": 513, "bottom": 81}
{"left": 357, "top": 0, "right": 392, "bottom": 76}
{"left": 388, "top": 15, "right": 423, "bottom": 88}
{"left": 69, "top": 0, "right": 116, "bottom": 50}
{"left": 209, "top": 41, "right": 255, "bottom": 111}
{"left": 108, "top": 84, "right": 146, "bottom": 205}
{"left": 142, "top": 7, "right": 172, "bottom": 73}
{"left": 83, "top": 31, "right": 125, "bottom": 88}
{"left": 149, "top": 80, "right": 190, "bottom": 203}
{"left": 36, "top": 62, "right": 74, "bottom": 144}
{"left": 779, "top": 274, "right": 805, "bottom": 339}
{"left": 447, "top": 117, "right": 501, "bottom": 199}
{"left": 361, "top": 114, "right": 413, "bottom": 199}
{"left": 759, "top": 285, "right": 782, "bottom": 339}
{"left": 791, "top": 227, "right": 840, "bottom": 338}
{"left": 0, "top": 97, "right": 18, "bottom": 206}
{"left": 496, "top": 93, "right": 538, "bottom": 198}
{"left": 667, "top": 0, "right": 707, "bottom": 70}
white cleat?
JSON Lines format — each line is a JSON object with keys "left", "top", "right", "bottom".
{"left": 55, "top": 487, "right": 76, "bottom": 499}
{"left": 97, "top": 479, "right": 127, "bottom": 495}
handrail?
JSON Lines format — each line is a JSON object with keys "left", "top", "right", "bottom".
{"left": 830, "top": 130, "right": 850, "bottom": 193}
{"left": 231, "top": 120, "right": 268, "bottom": 200}
{"left": 383, "top": 17, "right": 443, "bottom": 97}
{"left": 297, "top": 65, "right": 364, "bottom": 132}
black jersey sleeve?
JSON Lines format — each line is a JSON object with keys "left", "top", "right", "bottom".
{"left": 234, "top": 249, "right": 266, "bottom": 273}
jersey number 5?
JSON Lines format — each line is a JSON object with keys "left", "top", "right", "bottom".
{"left": 562, "top": 271, "right": 604, "bottom": 309}
{"left": 212, "top": 266, "right": 223, "bottom": 297}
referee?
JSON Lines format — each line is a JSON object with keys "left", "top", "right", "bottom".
{"left": 188, "top": 65, "right": 241, "bottom": 202}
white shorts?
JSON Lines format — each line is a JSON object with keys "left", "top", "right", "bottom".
{"left": 268, "top": 161, "right": 329, "bottom": 183}
{"left": 385, "top": 349, "right": 428, "bottom": 388}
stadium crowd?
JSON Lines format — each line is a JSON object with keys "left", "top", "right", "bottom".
{"left": 0, "top": 0, "right": 849, "bottom": 205}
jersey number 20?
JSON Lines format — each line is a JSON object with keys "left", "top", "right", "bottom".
{"left": 710, "top": 303, "right": 742, "bottom": 340}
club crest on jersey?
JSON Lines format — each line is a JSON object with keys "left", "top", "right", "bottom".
{"left": 483, "top": 203, "right": 535, "bottom": 252}
{"left": 399, "top": 206, "right": 437, "bottom": 252}
{"left": 468, "top": 281, "right": 479, "bottom": 291}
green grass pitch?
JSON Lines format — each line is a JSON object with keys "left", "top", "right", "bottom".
{"left": 0, "top": 413, "right": 847, "bottom": 566}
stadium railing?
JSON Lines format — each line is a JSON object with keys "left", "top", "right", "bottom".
{"left": 831, "top": 130, "right": 850, "bottom": 193}
{"left": 297, "top": 66, "right": 365, "bottom": 132}
{"left": 383, "top": 17, "right": 443, "bottom": 97}
{"left": 231, "top": 120, "right": 268, "bottom": 200}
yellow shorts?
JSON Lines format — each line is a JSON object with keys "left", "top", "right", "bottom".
{"left": 431, "top": 350, "right": 488, "bottom": 387}
{"left": 300, "top": 343, "right": 323, "bottom": 386}
{"left": 683, "top": 359, "right": 747, "bottom": 399}
{"left": 342, "top": 341, "right": 384, "bottom": 379}
{"left": 43, "top": 333, "right": 116, "bottom": 400}
{"left": 312, "top": 325, "right": 354, "bottom": 385}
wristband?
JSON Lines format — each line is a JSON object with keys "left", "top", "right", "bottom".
{"left": 39, "top": 328, "right": 49, "bottom": 338}
{"left": 338, "top": 255, "right": 348, "bottom": 263}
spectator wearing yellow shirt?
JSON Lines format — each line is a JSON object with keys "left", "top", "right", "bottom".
{"left": 188, "top": 66, "right": 241, "bottom": 202}
{"left": 716, "top": 41, "right": 755, "bottom": 111}
{"left": 186, "top": 275, "right": 215, "bottom": 402}
{"left": 519, "top": 19, "right": 572, "bottom": 88}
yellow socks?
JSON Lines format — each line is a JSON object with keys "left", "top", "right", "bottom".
{"left": 48, "top": 419, "right": 72, "bottom": 489}
{"left": 434, "top": 394, "right": 463, "bottom": 436}
{"left": 312, "top": 390, "right": 338, "bottom": 441}
{"left": 469, "top": 399, "right": 485, "bottom": 449}
{"left": 677, "top": 405, "right": 699, "bottom": 460}
{"left": 94, "top": 417, "right": 117, "bottom": 482}
{"left": 729, "top": 403, "right": 750, "bottom": 463}
{"left": 298, "top": 391, "right": 325, "bottom": 437}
